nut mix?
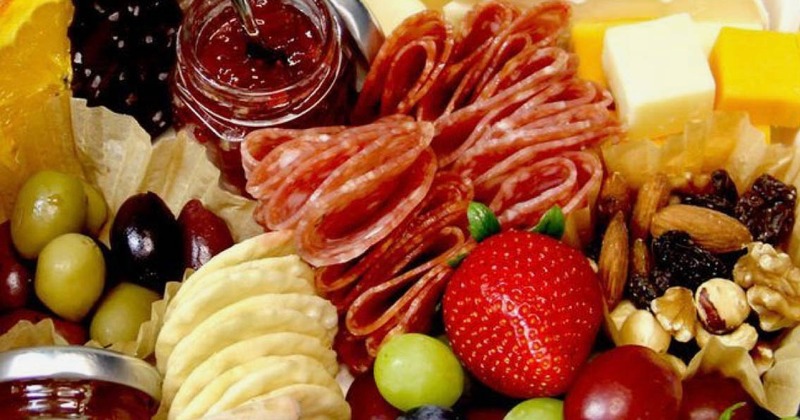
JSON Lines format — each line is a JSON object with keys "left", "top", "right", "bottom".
{"left": 734, "top": 242, "right": 800, "bottom": 331}
{"left": 693, "top": 278, "right": 750, "bottom": 335}
{"left": 650, "top": 287, "right": 697, "bottom": 343}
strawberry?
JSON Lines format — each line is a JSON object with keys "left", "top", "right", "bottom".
{"left": 443, "top": 230, "right": 603, "bottom": 398}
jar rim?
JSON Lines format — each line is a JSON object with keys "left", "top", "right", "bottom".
{"left": 0, "top": 347, "right": 162, "bottom": 401}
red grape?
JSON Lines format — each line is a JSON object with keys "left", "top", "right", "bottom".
{"left": 679, "top": 373, "right": 754, "bottom": 420}
{"left": 346, "top": 370, "right": 401, "bottom": 420}
{"left": 564, "top": 345, "right": 682, "bottom": 420}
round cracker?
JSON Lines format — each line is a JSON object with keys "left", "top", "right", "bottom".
{"left": 205, "top": 357, "right": 340, "bottom": 417}
{"left": 246, "top": 384, "right": 350, "bottom": 420}
{"left": 166, "top": 332, "right": 337, "bottom": 408}
{"left": 168, "top": 230, "right": 297, "bottom": 314}
{"left": 172, "top": 355, "right": 334, "bottom": 420}
{"left": 164, "top": 306, "right": 333, "bottom": 402}
{"left": 156, "top": 257, "right": 315, "bottom": 370}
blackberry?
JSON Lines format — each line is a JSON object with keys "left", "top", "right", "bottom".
{"left": 69, "top": 0, "right": 182, "bottom": 137}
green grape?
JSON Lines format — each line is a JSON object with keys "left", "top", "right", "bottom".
{"left": 35, "top": 233, "right": 105, "bottom": 322}
{"left": 374, "top": 333, "right": 465, "bottom": 411}
{"left": 82, "top": 182, "right": 108, "bottom": 235}
{"left": 90, "top": 282, "right": 160, "bottom": 346}
{"left": 11, "top": 171, "right": 87, "bottom": 259}
{"left": 505, "top": 398, "right": 564, "bottom": 420}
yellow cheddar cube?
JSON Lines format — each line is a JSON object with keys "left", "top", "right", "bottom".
{"left": 710, "top": 28, "right": 800, "bottom": 128}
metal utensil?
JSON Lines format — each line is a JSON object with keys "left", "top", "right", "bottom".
{"left": 327, "top": 0, "right": 385, "bottom": 63}
{"left": 230, "top": 0, "right": 286, "bottom": 61}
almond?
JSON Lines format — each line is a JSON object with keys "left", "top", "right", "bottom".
{"left": 599, "top": 212, "right": 629, "bottom": 309}
{"left": 631, "top": 173, "right": 670, "bottom": 240}
{"left": 650, "top": 204, "right": 753, "bottom": 253}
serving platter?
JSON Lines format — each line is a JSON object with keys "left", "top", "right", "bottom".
{"left": 0, "top": 0, "right": 800, "bottom": 418}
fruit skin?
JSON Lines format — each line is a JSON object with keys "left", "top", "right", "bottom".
{"left": 178, "top": 199, "right": 234, "bottom": 270}
{"left": 0, "top": 222, "right": 32, "bottom": 311}
{"left": 563, "top": 345, "right": 682, "bottom": 420}
{"left": 374, "top": 333, "right": 465, "bottom": 412}
{"left": 443, "top": 231, "right": 604, "bottom": 398}
{"left": 0, "top": 308, "right": 87, "bottom": 345}
{"left": 399, "top": 405, "right": 462, "bottom": 420}
{"left": 110, "top": 192, "right": 183, "bottom": 292}
{"left": 11, "top": 170, "right": 87, "bottom": 259}
{"left": 90, "top": 282, "right": 160, "bottom": 347}
{"left": 346, "top": 370, "right": 402, "bottom": 420}
{"left": 505, "top": 398, "right": 563, "bottom": 420}
{"left": 35, "top": 233, "right": 105, "bottom": 322}
{"left": 679, "top": 373, "right": 754, "bottom": 420}
{"left": 82, "top": 181, "right": 108, "bottom": 235}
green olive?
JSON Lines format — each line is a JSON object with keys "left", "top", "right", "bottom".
{"left": 11, "top": 171, "right": 87, "bottom": 259}
{"left": 82, "top": 182, "right": 108, "bottom": 235}
{"left": 90, "top": 282, "right": 159, "bottom": 347}
{"left": 35, "top": 233, "right": 105, "bottom": 322}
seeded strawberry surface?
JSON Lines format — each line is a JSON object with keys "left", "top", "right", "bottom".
{"left": 443, "top": 231, "right": 603, "bottom": 398}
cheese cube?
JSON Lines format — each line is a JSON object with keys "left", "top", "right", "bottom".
{"left": 570, "top": 20, "right": 641, "bottom": 88}
{"left": 603, "top": 14, "right": 716, "bottom": 140}
{"left": 709, "top": 28, "right": 800, "bottom": 128}
{"left": 362, "top": 0, "right": 427, "bottom": 35}
{"left": 761, "top": 0, "right": 800, "bottom": 32}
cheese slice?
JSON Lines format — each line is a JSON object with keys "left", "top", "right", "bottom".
{"left": 361, "top": 0, "right": 427, "bottom": 35}
{"left": 603, "top": 14, "right": 716, "bottom": 140}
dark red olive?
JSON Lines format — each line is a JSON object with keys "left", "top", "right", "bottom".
{"left": 0, "top": 222, "right": 32, "bottom": 311}
{"left": 110, "top": 192, "right": 183, "bottom": 292}
{"left": 178, "top": 199, "right": 234, "bottom": 270}
{"left": 0, "top": 308, "right": 87, "bottom": 345}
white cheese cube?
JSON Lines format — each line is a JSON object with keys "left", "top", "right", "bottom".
{"left": 603, "top": 14, "right": 716, "bottom": 140}
{"left": 761, "top": 0, "right": 800, "bottom": 32}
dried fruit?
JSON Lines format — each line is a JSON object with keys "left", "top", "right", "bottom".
{"left": 631, "top": 173, "right": 671, "bottom": 240}
{"left": 735, "top": 174, "right": 797, "bottom": 246}
{"left": 652, "top": 231, "right": 729, "bottom": 291}
{"left": 599, "top": 212, "right": 629, "bottom": 309}
{"left": 680, "top": 169, "right": 739, "bottom": 215}
{"left": 626, "top": 272, "right": 668, "bottom": 310}
{"left": 69, "top": 0, "right": 182, "bottom": 136}
{"left": 651, "top": 205, "right": 752, "bottom": 253}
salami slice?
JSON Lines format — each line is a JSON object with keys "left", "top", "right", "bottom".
{"left": 351, "top": 11, "right": 454, "bottom": 124}
{"left": 241, "top": 126, "right": 344, "bottom": 180}
{"left": 319, "top": 173, "right": 473, "bottom": 372}
{"left": 294, "top": 125, "right": 438, "bottom": 266}
{"left": 488, "top": 151, "right": 604, "bottom": 230}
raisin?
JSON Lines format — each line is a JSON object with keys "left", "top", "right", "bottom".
{"left": 625, "top": 273, "right": 660, "bottom": 310}
{"left": 69, "top": 0, "right": 182, "bottom": 137}
{"left": 652, "top": 231, "right": 728, "bottom": 291}
{"left": 735, "top": 174, "right": 797, "bottom": 245}
{"left": 680, "top": 170, "right": 739, "bottom": 215}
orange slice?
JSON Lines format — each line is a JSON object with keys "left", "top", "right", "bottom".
{"left": 0, "top": 0, "right": 83, "bottom": 220}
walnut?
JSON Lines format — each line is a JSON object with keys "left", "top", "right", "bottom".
{"left": 733, "top": 242, "right": 800, "bottom": 331}
{"left": 617, "top": 309, "right": 672, "bottom": 353}
{"left": 751, "top": 342, "right": 776, "bottom": 376}
{"left": 650, "top": 287, "right": 697, "bottom": 342}
{"left": 696, "top": 323, "right": 758, "bottom": 351}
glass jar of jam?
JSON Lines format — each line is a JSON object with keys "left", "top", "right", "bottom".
{"left": 172, "top": 0, "right": 357, "bottom": 193}
{"left": 0, "top": 347, "right": 161, "bottom": 419}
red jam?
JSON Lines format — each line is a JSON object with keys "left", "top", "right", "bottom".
{"left": 173, "top": 0, "right": 356, "bottom": 194}
{"left": 0, "top": 347, "right": 161, "bottom": 420}
{"left": 0, "top": 379, "right": 157, "bottom": 419}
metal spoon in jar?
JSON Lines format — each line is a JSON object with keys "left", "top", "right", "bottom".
{"left": 326, "top": 0, "right": 385, "bottom": 63}
{"left": 230, "top": 0, "right": 287, "bottom": 61}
